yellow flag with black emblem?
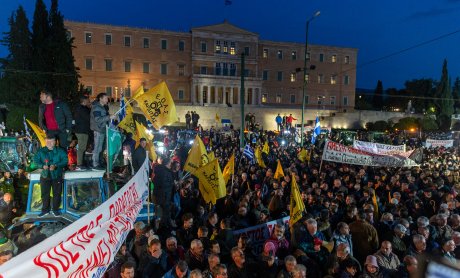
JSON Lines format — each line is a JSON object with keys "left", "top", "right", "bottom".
{"left": 195, "top": 159, "right": 226, "bottom": 204}
{"left": 208, "top": 151, "right": 215, "bottom": 162}
{"left": 26, "top": 119, "right": 46, "bottom": 147}
{"left": 297, "top": 148, "right": 308, "bottom": 162}
{"left": 262, "top": 141, "right": 269, "bottom": 154}
{"left": 117, "top": 103, "right": 136, "bottom": 135}
{"left": 222, "top": 153, "right": 235, "bottom": 185}
{"left": 135, "top": 121, "right": 157, "bottom": 161}
{"left": 255, "top": 147, "right": 266, "bottom": 168}
{"left": 184, "top": 135, "right": 207, "bottom": 173}
{"left": 136, "top": 81, "right": 177, "bottom": 130}
{"left": 290, "top": 173, "right": 304, "bottom": 226}
{"left": 131, "top": 85, "right": 145, "bottom": 100}
{"left": 274, "top": 159, "right": 285, "bottom": 180}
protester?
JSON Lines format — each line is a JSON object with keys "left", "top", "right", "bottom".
{"left": 132, "top": 138, "right": 147, "bottom": 173}
{"left": 73, "top": 95, "right": 91, "bottom": 168}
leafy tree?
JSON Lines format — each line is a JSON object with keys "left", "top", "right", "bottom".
{"left": 31, "top": 0, "right": 50, "bottom": 90}
{"left": 404, "top": 78, "right": 435, "bottom": 113}
{"left": 385, "top": 88, "right": 403, "bottom": 111}
{"left": 372, "top": 80, "right": 383, "bottom": 110}
{"left": 452, "top": 77, "right": 460, "bottom": 113}
{"left": 420, "top": 116, "right": 438, "bottom": 131}
{"left": 434, "top": 59, "right": 454, "bottom": 129}
{"left": 393, "top": 117, "right": 419, "bottom": 131}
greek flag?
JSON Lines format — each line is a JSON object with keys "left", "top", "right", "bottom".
{"left": 119, "top": 92, "right": 126, "bottom": 122}
{"left": 23, "top": 115, "right": 31, "bottom": 137}
{"left": 243, "top": 144, "right": 255, "bottom": 164}
{"left": 311, "top": 116, "right": 321, "bottom": 144}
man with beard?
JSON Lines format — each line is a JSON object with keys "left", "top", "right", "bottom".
{"left": 264, "top": 223, "right": 290, "bottom": 260}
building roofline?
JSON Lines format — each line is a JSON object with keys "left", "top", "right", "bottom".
{"left": 260, "top": 39, "right": 358, "bottom": 51}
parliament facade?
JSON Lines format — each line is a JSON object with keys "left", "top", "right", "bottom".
{"left": 65, "top": 20, "right": 357, "bottom": 111}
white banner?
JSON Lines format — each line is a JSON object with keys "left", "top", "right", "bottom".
{"left": 323, "top": 141, "right": 418, "bottom": 167}
{"left": 233, "top": 217, "right": 290, "bottom": 254}
{"left": 425, "top": 139, "right": 454, "bottom": 148}
{"left": 353, "top": 140, "right": 406, "bottom": 155}
{"left": 0, "top": 158, "right": 150, "bottom": 278}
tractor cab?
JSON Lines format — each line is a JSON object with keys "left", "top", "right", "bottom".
{"left": 0, "top": 137, "right": 30, "bottom": 173}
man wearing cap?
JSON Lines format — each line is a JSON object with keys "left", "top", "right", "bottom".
{"left": 33, "top": 135, "right": 68, "bottom": 216}
{"left": 383, "top": 224, "right": 407, "bottom": 260}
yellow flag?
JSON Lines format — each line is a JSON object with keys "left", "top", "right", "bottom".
{"left": 131, "top": 85, "right": 145, "bottom": 100}
{"left": 297, "top": 148, "right": 308, "bottom": 162}
{"left": 290, "top": 174, "right": 305, "bottom": 226}
{"left": 208, "top": 151, "right": 215, "bottom": 162}
{"left": 26, "top": 119, "right": 46, "bottom": 147}
{"left": 184, "top": 135, "right": 207, "bottom": 173}
{"left": 199, "top": 181, "right": 216, "bottom": 204}
{"left": 373, "top": 193, "right": 379, "bottom": 216}
{"left": 255, "top": 147, "right": 266, "bottom": 168}
{"left": 136, "top": 81, "right": 177, "bottom": 130}
{"left": 274, "top": 160, "right": 285, "bottom": 180}
{"left": 222, "top": 153, "right": 235, "bottom": 185}
{"left": 215, "top": 113, "right": 220, "bottom": 122}
{"left": 194, "top": 159, "right": 226, "bottom": 204}
{"left": 135, "top": 121, "right": 157, "bottom": 161}
{"left": 262, "top": 141, "right": 269, "bottom": 154}
{"left": 117, "top": 104, "right": 136, "bottom": 135}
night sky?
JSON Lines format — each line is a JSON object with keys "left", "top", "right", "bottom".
{"left": 1, "top": 0, "right": 460, "bottom": 90}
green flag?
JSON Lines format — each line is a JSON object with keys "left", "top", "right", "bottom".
{"left": 107, "top": 128, "right": 122, "bottom": 172}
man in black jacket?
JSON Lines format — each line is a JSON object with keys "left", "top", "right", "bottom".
{"left": 153, "top": 156, "right": 174, "bottom": 229}
{"left": 38, "top": 90, "right": 73, "bottom": 148}
{"left": 73, "top": 96, "right": 91, "bottom": 168}
{"left": 132, "top": 138, "right": 147, "bottom": 173}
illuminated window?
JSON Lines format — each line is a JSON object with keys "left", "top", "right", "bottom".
{"left": 331, "top": 75, "right": 337, "bottom": 84}
{"left": 331, "top": 55, "right": 337, "bottom": 63}
{"left": 276, "top": 94, "right": 282, "bottom": 103}
{"left": 262, "top": 94, "right": 267, "bottom": 103}
{"left": 277, "top": 50, "right": 283, "bottom": 59}
{"left": 305, "top": 73, "right": 310, "bottom": 83}
{"left": 290, "top": 72, "right": 296, "bottom": 82}
{"left": 223, "top": 41, "right": 228, "bottom": 54}
{"left": 344, "top": 55, "right": 350, "bottom": 64}
{"left": 85, "top": 32, "right": 92, "bottom": 43}
{"left": 230, "top": 42, "right": 236, "bottom": 55}
{"left": 215, "top": 40, "right": 221, "bottom": 53}
{"left": 263, "top": 49, "right": 268, "bottom": 58}
{"left": 292, "top": 51, "right": 297, "bottom": 60}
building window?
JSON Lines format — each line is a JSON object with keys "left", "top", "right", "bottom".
{"left": 244, "top": 46, "right": 250, "bottom": 56}
{"left": 105, "top": 59, "right": 112, "bottom": 71}
{"left": 230, "top": 64, "right": 236, "bottom": 76}
{"left": 344, "top": 55, "right": 350, "bottom": 64}
{"left": 331, "top": 75, "right": 337, "bottom": 85}
{"left": 277, "top": 50, "right": 283, "bottom": 59}
{"left": 317, "top": 97, "right": 323, "bottom": 105}
{"left": 330, "top": 96, "right": 336, "bottom": 105}
{"left": 143, "top": 38, "right": 150, "bottom": 48}
{"left": 201, "top": 41, "right": 207, "bottom": 53}
{"left": 262, "top": 93, "right": 267, "bottom": 103}
{"left": 306, "top": 52, "right": 310, "bottom": 61}
{"left": 290, "top": 94, "right": 296, "bottom": 104}
{"left": 263, "top": 49, "right": 268, "bottom": 58}
{"left": 223, "top": 63, "right": 229, "bottom": 76}
{"left": 277, "top": 71, "right": 283, "bottom": 81}
{"left": 143, "top": 62, "right": 150, "bottom": 74}
{"left": 343, "top": 96, "right": 349, "bottom": 106}
{"left": 85, "top": 58, "right": 93, "bottom": 70}
{"left": 179, "top": 40, "right": 185, "bottom": 51}
{"left": 124, "top": 61, "right": 131, "bottom": 73}
{"left": 105, "top": 34, "right": 112, "bottom": 45}
{"left": 230, "top": 42, "right": 236, "bottom": 55}
{"left": 215, "top": 40, "right": 220, "bottom": 53}
{"left": 223, "top": 41, "right": 228, "bottom": 54}
{"left": 305, "top": 73, "right": 310, "bottom": 83}
{"left": 276, "top": 94, "right": 282, "bottom": 103}
{"left": 263, "top": 70, "right": 268, "bottom": 81}
{"left": 319, "top": 53, "right": 324, "bottom": 62}
{"left": 105, "top": 86, "right": 112, "bottom": 97}
{"left": 215, "top": 63, "right": 221, "bottom": 75}
{"left": 178, "top": 64, "right": 185, "bottom": 76}
{"left": 331, "top": 55, "right": 337, "bottom": 63}
{"left": 200, "top": 66, "right": 207, "bottom": 74}
{"left": 290, "top": 72, "right": 296, "bottom": 82}
{"left": 291, "top": 51, "right": 297, "bottom": 60}
{"left": 124, "top": 36, "right": 131, "bottom": 47}
{"left": 344, "top": 75, "right": 350, "bottom": 85}
{"left": 178, "top": 89, "right": 184, "bottom": 100}
{"left": 305, "top": 95, "right": 309, "bottom": 104}
{"left": 317, "top": 74, "right": 324, "bottom": 84}
{"left": 161, "top": 39, "right": 167, "bottom": 50}
{"left": 85, "top": 32, "right": 92, "bottom": 44}
{"left": 160, "top": 63, "right": 167, "bottom": 75}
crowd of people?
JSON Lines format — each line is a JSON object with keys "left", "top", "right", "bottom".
{"left": 0, "top": 91, "right": 459, "bottom": 277}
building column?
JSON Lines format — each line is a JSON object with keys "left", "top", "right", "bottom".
{"left": 191, "top": 84, "right": 196, "bottom": 104}
{"left": 215, "top": 86, "right": 220, "bottom": 105}
{"left": 198, "top": 85, "right": 203, "bottom": 106}
{"left": 251, "top": 88, "right": 256, "bottom": 106}
{"left": 235, "top": 87, "right": 240, "bottom": 104}
{"left": 206, "top": 87, "right": 211, "bottom": 105}
{"left": 229, "top": 88, "right": 234, "bottom": 105}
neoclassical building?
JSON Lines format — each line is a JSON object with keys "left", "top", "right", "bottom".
{"left": 65, "top": 20, "right": 357, "bottom": 111}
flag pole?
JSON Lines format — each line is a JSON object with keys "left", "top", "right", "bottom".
{"left": 112, "top": 98, "right": 136, "bottom": 117}
{"left": 318, "top": 139, "right": 327, "bottom": 174}
{"left": 106, "top": 125, "right": 110, "bottom": 179}
{"left": 147, "top": 150, "right": 150, "bottom": 225}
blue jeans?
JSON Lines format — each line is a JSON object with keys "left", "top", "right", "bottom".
{"left": 92, "top": 131, "right": 105, "bottom": 167}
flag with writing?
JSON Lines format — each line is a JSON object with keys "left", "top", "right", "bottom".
{"left": 290, "top": 173, "right": 305, "bottom": 226}
{"left": 135, "top": 121, "right": 157, "bottom": 161}
{"left": 136, "top": 81, "right": 177, "bottom": 130}
{"left": 194, "top": 159, "right": 226, "bottom": 205}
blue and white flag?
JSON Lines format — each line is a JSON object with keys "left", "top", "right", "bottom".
{"left": 23, "top": 115, "right": 31, "bottom": 137}
{"left": 119, "top": 92, "right": 127, "bottom": 122}
{"left": 311, "top": 116, "right": 321, "bottom": 144}
{"left": 243, "top": 144, "right": 255, "bottom": 164}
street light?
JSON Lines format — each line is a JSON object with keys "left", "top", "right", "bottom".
{"left": 300, "top": 10, "right": 320, "bottom": 147}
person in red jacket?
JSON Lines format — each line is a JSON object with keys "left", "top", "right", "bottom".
{"left": 286, "top": 114, "right": 297, "bottom": 129}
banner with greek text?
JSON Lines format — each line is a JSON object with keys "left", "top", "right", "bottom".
{"left": 322, "top": 141, "right": 418, "bottom": 167}
{"left": 0, "top": 157, "right": 150, "bottom": 278}
{"left": 353, "top": 140, "right": 406, "bottom": 155}
{"left": 425, "top": 139, "right": 454, "bottom": 148}
{"left": 233, "top": 217, "right": 290, "bottom": 254}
